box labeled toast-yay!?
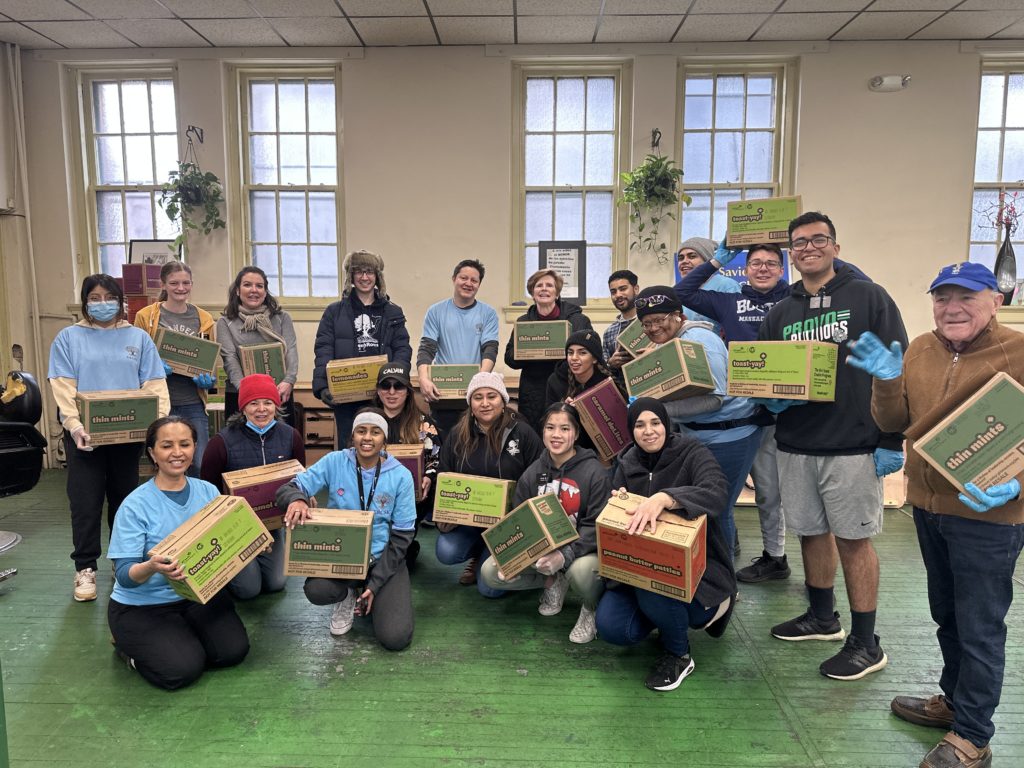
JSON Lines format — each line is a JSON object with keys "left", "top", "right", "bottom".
{"left": 725, "top": 195, "right": 802, "bottom": 247}
{"left": 482, "top": 493, "right": 579, "bottom": 578}
{"left": 433, "top": 472, "right": 516, "bottom": 528}
{"left": 221, "top": 459, "right": 305, "bottom": 531}
{"left": 726, "top": 340, "right": 837, "bottom": 401}
{"left": 325, "top": 355, "right": 389, "bottom": 403}
{"left": 283, "top": 509, "right": 374, "bottom": 579}
{"left": 76, "top": 390, "right": 159, "bottom": 446}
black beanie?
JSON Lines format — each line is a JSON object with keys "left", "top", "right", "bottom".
{"left": 634, "top": 285, "right": 683, "bottom": 319}
{"left": 565, "top": 329, "right": 604, "bottom": 362}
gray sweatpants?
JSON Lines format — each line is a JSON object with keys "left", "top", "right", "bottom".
{"left": 750, "top": 425, "right": 786, "bottom": 557}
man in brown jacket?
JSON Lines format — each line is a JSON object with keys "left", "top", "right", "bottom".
{"left": 848, "top": 261, "right": 1023, "bottom": 768}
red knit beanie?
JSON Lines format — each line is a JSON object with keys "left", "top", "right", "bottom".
{"left": 238, "top": 373, "right": 281, "bottom": 410}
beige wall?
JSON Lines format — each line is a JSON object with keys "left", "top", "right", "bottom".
{"left": 6, "top": 40, "right": 1008, "bottom": 443}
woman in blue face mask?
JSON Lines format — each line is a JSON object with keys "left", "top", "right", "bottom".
{"left": 199, "top": 373, "right": 305, "bottom": 599}
{"left": 47, "top": 273, "right": 171, "bottom": 603}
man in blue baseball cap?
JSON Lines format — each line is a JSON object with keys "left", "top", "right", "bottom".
{"left": 848, "top": 261, "right": 1024, "bottom": 768}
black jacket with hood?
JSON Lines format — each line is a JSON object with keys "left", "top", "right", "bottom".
{"left": 437, "top": 417, "right": 543, "bottom": 481}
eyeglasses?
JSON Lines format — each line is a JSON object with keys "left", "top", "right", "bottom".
{"left": 747, "top": 260, "right": 782, "bottom": 271}
{"left": 353, "top": 268, "right": 376, "bottom": 277}
{"left": 640, "top": 315, "right": 673, "bottom": 331}
{"left": 634, "top": 294, "right": 672, "bottom": 310}
{"left": 378, "top": 382, "right": 406, "bottom": 392}
{"left": 790, "top": 234, "right": 834, "bottom": 251}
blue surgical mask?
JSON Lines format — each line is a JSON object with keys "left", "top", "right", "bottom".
{"left": 87, "top": 300, "right": 120, "bottom": 322}
{"left": 246, "top": 419, "right": 276, "bottom": 436}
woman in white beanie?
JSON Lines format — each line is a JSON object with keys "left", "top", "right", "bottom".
{"left": 434, "top": 372, "right": 543, "bottom": 591}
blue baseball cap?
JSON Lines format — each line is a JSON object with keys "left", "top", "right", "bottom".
{"left": 927, "top": 262, "right": 998, "bottom": 293}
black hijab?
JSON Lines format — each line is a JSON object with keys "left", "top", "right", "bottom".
{"left": 626, "top": 397, "right": 671, "bottom": 470}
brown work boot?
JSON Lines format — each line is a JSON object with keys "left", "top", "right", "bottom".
{"left": 891, "top": 694, "right": 955, "bottom": 729}
{"left": 920, "top": 732, "right": 992, "bottom": 768}
{"left": 458, "top": 557, "right": 479, "bottom": 586}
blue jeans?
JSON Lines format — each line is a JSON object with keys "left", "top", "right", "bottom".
{"left": 699, "top": 428, "right": 763, "bottom": 560}
{"left": 913, "top": 507, "right": 1024, "bottom": 746}
{"left": 171, "top": 402, "right": 209, "bottom": 476}
{"left": 435, "top": 525, "right": 505, "bottom": 598}
{"left": 227, "top": 528, "right": 287, "bottom": 600}
{"left": 596, "top": 585, "right": 716, "bottom": 657}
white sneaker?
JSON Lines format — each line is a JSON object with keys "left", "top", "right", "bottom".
{"left": 569, "top": 605, "right": 597, "bottom": 644}
{"left": 538, "top": 572, "right": 569, "bottom": 616}
{"left": 329, "top": 590, "right": 357, "bottom": 636}
{"left": 74, "top": 568, "right": 97, "bottom": 602}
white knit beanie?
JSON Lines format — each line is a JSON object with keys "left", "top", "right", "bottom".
{"left": 465, "top": 371, "right": 509, "bottom": 405}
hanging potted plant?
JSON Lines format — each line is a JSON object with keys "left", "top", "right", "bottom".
{"left": 618, "top": 153, "right": 690, "bottom": 264}
{"left": 159, "top": 126, "right": 226, "bottom": 255}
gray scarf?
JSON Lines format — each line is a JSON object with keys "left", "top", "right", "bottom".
{"left": 237, "top": 305, "right": 286, "bottom": 346}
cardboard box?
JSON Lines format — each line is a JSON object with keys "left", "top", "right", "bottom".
{"left": 121, "top": 263, "right": 163, "bottom": 298}
{"left": 154, "top": 327, "right": 221, "bottom": 378}
{"left": 303, "top": 409, "right": 336, "bottom": 447}
{"left": 726, "top": 340, "right": 838, "bottom": 401}
{"left": 512, "top": 320, "right": 571, "bottom": 361}
{"left": 433, "top": 472, "right": 516, "bottom": 528}
{"left": 283, "top": 509, "right": 373, "bottom": 579}
{"left": 206, "top": 366, "right": 228, "bottom": 405}
{"left": 427, "top": 365, "right": 479, "bottom": 408}
{"left": 482, "top": 493, "right": 579, "bottom": 578}
{"left": 623, "top": 338, "right": 715, "bottom": 401}
{"left": 240, "top": 342, "right": 287, "bottom": 384}
{"left": 76, "top": 390, "right": 159, "bottom": 445}
{"left": 221, "top": 459, "right": 305, "bottom": 531}
{"left": 387, "top": 444, "right": 424, "bottom": 490}
{"left": 596, "top": 492, "right": 706, "bottom": 603}
{"left": 725, "top": 196, "right": 802, "bottom": 247}
{"left": 616, "top": 318, "right": 655, "bottom": 359}
{"left": 149, "top": 495, "right": 272, "bottom": 604}
{"left": 913, "top": 372, "right": 1024, "bottom": 495}
{"left": 325, "top": 355, "right": 389, "bottom": 402}
{"left": 125, "top": 295, "right": 154, "bottom": 324}
{"left": 574, "top": 377, "right": 631, "bottom": 460}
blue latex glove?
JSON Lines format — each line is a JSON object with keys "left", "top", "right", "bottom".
{"left": 192, "top": 372, "right": 216, "bottom": 389}
{"left": 873, "top": 447, "right": 904, "bottom": 477}
{"left": 846, "top": 331, "right": 903, "bottom": 380}
{"left": 714, "top": 237, "right": 743, "bottom": 267}
{"left": 958, "top": 479, "right": 1021, "bottom": 513}
{"left": 752, "top": 398, "right": 808, "bottom": 415}
{"left": 162, "top": 361, "right": 173, "bottom": 377}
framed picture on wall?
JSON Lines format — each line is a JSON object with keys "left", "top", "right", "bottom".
{"left": 539, "top": 240, "right": 587, "bottom": 305}
{"left": 128, "top": 239, "right": 179, "bottom": 265}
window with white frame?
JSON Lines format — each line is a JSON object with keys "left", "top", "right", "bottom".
{"left": 240, "top": 71, "right": 340, "bottom": 299}
{"left": 515, "top": 64, "right": 630, "bottom": 304}
{"left": 82, "top": 73, "right": 179, "bottom": 277}
{"left": 970, "top": 68, "right": 1024, "bottom": 269}
{"left": 679, "top": 66, "right": 787, "bottom": 243}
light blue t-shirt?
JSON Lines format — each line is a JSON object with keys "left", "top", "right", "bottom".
{"left": 293, "top": 448, "right": 416, "bottom": 559}
{"left": 683, "top": 272, "right": 741, "bottom": 332}
{"left": 48, "top": 323, "right": 166, "bottom": 391}
{"left": 421, "top": 298, "right": 499, "bottom": 365}
{"left": 107, "top": 477, "right": 221, "bottom": 606}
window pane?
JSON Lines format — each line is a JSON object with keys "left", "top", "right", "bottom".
{"left": 745, "top": 187, "right": 773, "bottom": 200}
{"left": 687, "top": 76, "right": 713, "bottom": 95}
{"left": 125, "top": 192, "right": 153, "bottom": 240}
{"left": 150, "top": 81, "right": 176, "bottom": 132}
{"left": 1006, "top": 74, "right": 1024, "bottom": 128}
{"left": 683, "top": 132, "right": 711, "bottom": 183}
{"left": 711, "top": 188, "right": 741, "bottom": 238}
{"left": 554, "top": 192, "right": 583, "bottom": 240}
{"left": 712, "top": 132, "right": 741, "bottom": 183}
{"left": 556, "top": 78, "right": 585, "bottom": 131}
{"left": 1003, "top": 130, "right": 1024, "bottom": 180}
{"left": 250, "top": 82, "right": 277, "bottom": 132}
{"left": 974, "top": 130, "right": 1001, "bottom": 182}
{"left": 746, "top": 94, "right": 773, "bottom": 129}
{"left": 93, "top": 82, "right": 121, "bottom": 133}
{"left": 125, "top": 135, "right": 154, "bottom": 184}
{"left": 681, "top": 190, "right": 710, "bottom": 240}
{"left": 121, "top": 81, "right": 151, "bottom": 134}
{"left": 524, "top": 246, "right": 539, "bottom": 288}
{"left": 279, "top": 81, "right": 307, "bottom": 133}
{"left": 744, "top": 131, "right": 773, "bottom": 183}
{"left": 969, "top": 243, "right": 996, "bottom": 270}
{"left": 555, "top": 134, "right": 584, "bottom": 186}
{"left": 250, "top": 135, "right": 278, "bottom": 184}
{"left": 251, "top": 191, "right": 278, "bottom": 242}
{"left": 971, "top": 189, "right": 999, "bottom": 241}
{"left": 155, "top": 193, "right": 179, "bottom": 239}
{"left": 309, "top": 135, "right": 337, "bottom": 185}
{"left": 586, "top": 77, "right": 615, "bottom": 131}
{"left": 96, "top": 192, "right": 124, "bottom": 242}
{"left": 525, "top": 134, "right": 553, "bottom": 186}
{"left": 584, "top": 133, "right": 614, "bottom": 185}
{"left": 279, "top": 191, "right": 307, "bottom": 242}
{"left": 584, "top": 192, "right": 612, "bottom": 244}
{"left": 978, "top": 74, "right": 1005, "bottom": 129}
{"left": 311, "top": 245, "right": 338, "bottom": 297}
{"left": 279, "top": 135, "right": 307, "bottom": 185}
{"left": 714, "top": 76, "right": 744, "bottom": 129}
{"left": 684, "top": 95, "right": 712, "bottom": 129}
{"left": 96, "top": 136, "right": 125, "bottom": 184}
{"left": 748, "top": 76, "right": 773, "bottom": 96}
{"left": 253, "top": 244, "right": 280, "bottom": 293}
{"left": 586, "top": 246, "right": 611, "bottom": 302}
{"left": 282, "top": 245, "right": 309, "bottom": 296}
{"left": 153, "top": 135, "right": 178, "bottom": 181}
{"left": 309, "top": 192, "right": 336, "bottom": 243}
{"left": 525, "top": 192, "right": 552, "bottom": 243}
{"left": 100, "top": 244, "right": 125, "bottom": 277}
{"left": 526, "top": 78, "right": 554, "bottom": 132}
{"left": 308, "top": 81, "right": 335, "bottom": 133}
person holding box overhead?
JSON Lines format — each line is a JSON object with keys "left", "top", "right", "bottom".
{"left": 674, "top": 236, "right": 741, "bottom": 333}
{"left": 48, "top": 273, "right": 170, "bottom": 603}
{"left": 277, "top": 408, "right": 416, "bottom": 650}
{"left": 107, "top": 416, "right": 249, "bottom": 690}
{"left": 313, "top": 250, "right": 412, "bottom": 445}
{"left": 851, "top": 261, "right": 1024, "bottom": 768}
{"left": 595, "top": 398, "right": 736, "bottom": 691}
{"left": 200, "top": 374, "right": 305, "bottom": 600}
{"left": 217, "top": 266, "right": 298, "bottom": 423}
{"left": 134, "top": 260, "right": 216, "bottom": 471}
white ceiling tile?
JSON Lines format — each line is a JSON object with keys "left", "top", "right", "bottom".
{"left": 159, "top": 0, "right": 257, "bottom": 18}
{"left": 434, "top": 15, "right": 513, "bottom": 44}
{"left": 106, "top": 18, "right": 209, "bottom": 46}
{"left": 913, "top": 10, "right": 1024, "bottom": 37}
{"left": 833, "top": 11, "right": 943, "bottom": 38}
{"left": 603, "top": 0, "right": 690, "bottom": 13}
{"left": 187, "top": 18, "right": 284, "bottom": 46}
{"left": 25, "top": 20, "right": 135, "bottom": 46}
{"left": 869, "top": 0, "right": 960, "bottom": 9}
{"left": 674, "top": 13, "right": 769, "bottom": 41}
{"left": 949, "top": 0, "right": 1024, "bottom": 9}
{"left": 518, "top": 0, "right": 603, "bottom": 15}
{"left": 270, "top": 16, "right": 362, "bottom": 46}
{"left": 779, "top": 0, "right": 868, "bottom": 10}
{"left": 248, "top": 0, "right": 341, "bottom": 17}
{"left": 754, "top": 11, "right": 856, "bottom": 39}
{"left": 0, "top": 21, "right": 62, "bottom": 47}
{"left": 341, "top": 0, "right": 426, "bottom": 16}
{"left": 0, "top": 1, "right": 88, "bottom": 21}
{"left": 517, "top": 15, "right": 597, "bottom": 42}
{"left": 993, "top": 17, "right": 1024, "bottom": 37}
{"left": 690, "top": 0, "right": 781, "bottom": 12}
{"left": 74, "top": 0, "right": 172, "bottom": 19}
{"left": 427, "top": 0, "right": 513, "bottom": 14}
{"left": 595, "top": 15, "right": 680, "bottom": 42}
{"left": 351, "top": 17, "right": 437, "bottom": 44}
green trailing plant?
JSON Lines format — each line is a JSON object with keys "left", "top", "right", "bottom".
{"left": 160, "top": 160, "right": 225, "bottom": 254}
{"left": 618, "top": 153, "right": 690, "bottom": 264}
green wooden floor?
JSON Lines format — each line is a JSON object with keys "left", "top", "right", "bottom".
{"left": 1, "top": 470, "right": 1022, "bottom": 767}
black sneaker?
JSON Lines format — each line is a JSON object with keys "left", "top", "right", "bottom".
{"left": 736, "top": 551, "right": 791, "bottom": 583}
{"left": 819, "top": 634, "right": 888, "bottom": 680}
{"left": 405, "top": 539, "right": 421, "bottom": 570}
{"left": 771, "top": 609, "right": 846, "bottom": 641}
{"left": 644, "top": 653, "right": 695, "bottom": 692}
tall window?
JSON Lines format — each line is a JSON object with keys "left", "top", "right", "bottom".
{"left": 82, "top": 74, "right": 179, "bottom": 276}
{"left": 970, "top": 68, "right": 1024, "bottom": 268}
{"left": 514, "top": 63, "right": 630, "bottom": 304}
{"left": 240, "top": 71, "right": 340, "bottom": 298}
{"left": 679, "top": 66, "right": 788, "bottom": 242}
